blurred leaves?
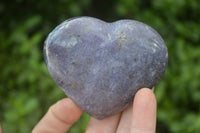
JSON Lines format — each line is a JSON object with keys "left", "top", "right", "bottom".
{"left": 0, "top": 0, "right": 200, "bottom": 133}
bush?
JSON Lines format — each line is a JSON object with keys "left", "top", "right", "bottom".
{"left": 0, "top": 0, "right": 200, "bottom": 132}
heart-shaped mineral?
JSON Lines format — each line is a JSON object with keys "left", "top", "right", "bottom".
{"left": 44, "top": 17, "right": 168, "bottom": 119}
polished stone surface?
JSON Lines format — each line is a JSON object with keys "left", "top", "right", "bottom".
{"left": 44, "top": 17, "right": 168, "bottom": 119}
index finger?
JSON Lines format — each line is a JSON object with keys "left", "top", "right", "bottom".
{"left": 32, "top": 98, "right": 82, "bottom": 133}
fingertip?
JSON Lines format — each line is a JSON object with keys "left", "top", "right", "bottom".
{"left": 134, "top": 88, "right": 156, "bottom": 105}
{"left": 57, "top": 98, "right": 83, "bottom": 115}
{"left": 136, "top": 88, "right": 154, "bottom": 94}
{"left": 52, "top": 98, "right": 83, "bottom": 124}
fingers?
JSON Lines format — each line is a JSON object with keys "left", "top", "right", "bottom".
{"left": 131, "top": 88, "right": 157, "bottom": 133}
{"left": 116, "top": 105, "right": 132, "bottom": 133}
{"left": 32, "top": 98, "right": 82, "bottom": 133}
{"left": 85, "top": 113, "right": 121, "bottom": 133}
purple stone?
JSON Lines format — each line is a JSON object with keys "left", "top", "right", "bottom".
{"left": 44, "top": 17, "right": 168, "bottom": 119}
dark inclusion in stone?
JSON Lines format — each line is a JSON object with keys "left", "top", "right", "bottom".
{"left": 44, "top": 17, "right": 168, "bottom": 119}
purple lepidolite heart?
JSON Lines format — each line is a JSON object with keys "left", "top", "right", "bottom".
{"left": 44, "top": 17, "right": 168, "bottom": 119}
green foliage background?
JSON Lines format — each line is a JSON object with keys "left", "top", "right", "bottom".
{"left": 0, "top": 0, "right": 200, "bottom": 132}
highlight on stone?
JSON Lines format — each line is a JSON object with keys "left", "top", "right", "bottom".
{"left": 44, "top": 16, "right": 168, "bottom": 119}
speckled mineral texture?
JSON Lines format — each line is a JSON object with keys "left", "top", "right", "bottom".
{"left": 44, "top": 17, "right": 168, "bottom": 119}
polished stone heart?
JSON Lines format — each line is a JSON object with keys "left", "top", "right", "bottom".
{"left": 44, "top": 17, "right": 168, "bottom": 119}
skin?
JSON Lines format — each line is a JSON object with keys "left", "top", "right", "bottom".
{"left": 0, "top": 88, "right": 156, "bottom": 133}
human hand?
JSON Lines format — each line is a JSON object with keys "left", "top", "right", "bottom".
{"left": 32, "top": 88, "right": 156, "bottom": 133}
